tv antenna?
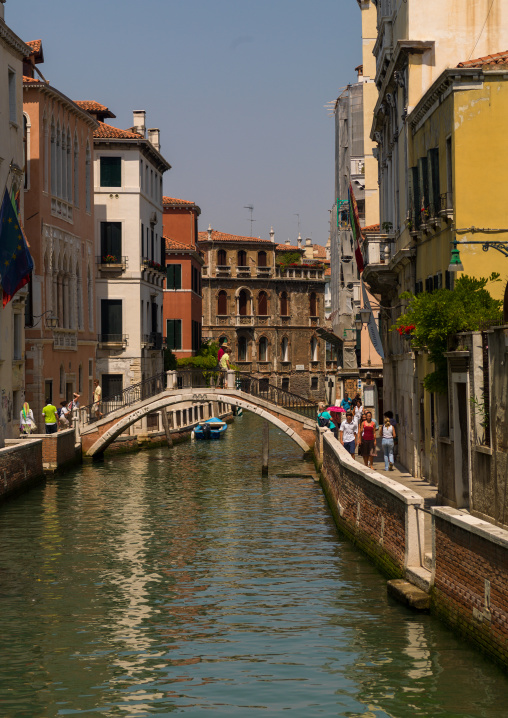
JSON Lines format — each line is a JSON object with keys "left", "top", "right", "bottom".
{"left": 244, "top": 205, "right": 255, "bottom": 236}
{"left": 294, "top": 213, "right": 301, "bottom": 235}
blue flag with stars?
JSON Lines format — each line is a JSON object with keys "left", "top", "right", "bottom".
{"left": 0, "top": 188, "right": 33, "bottom": 307}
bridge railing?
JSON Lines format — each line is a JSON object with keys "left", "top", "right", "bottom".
{"left": 233, "top": 371, "right": 318, "bottom": 420}
{"left": 80, "top": 372, "right": 166, "bottom": 425}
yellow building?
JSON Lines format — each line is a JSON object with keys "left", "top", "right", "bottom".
{"left": 407, "top": 50, "right": 508, "bottom": 486}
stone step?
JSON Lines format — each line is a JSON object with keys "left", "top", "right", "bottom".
{"left": 405, "top": 565, "right": 432, "bottom": 593}
{"left": 387, "top": 578, "right": 430, "bottom": 611}
{"left": 423, "top": 552, "right": 433, "bottom": 571}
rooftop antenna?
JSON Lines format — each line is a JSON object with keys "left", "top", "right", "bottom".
{"left": 244, "top": 205, "right": 255, "bottom": 236}
{"left": 294, "top": 213, "right": 301, "bottom": 236}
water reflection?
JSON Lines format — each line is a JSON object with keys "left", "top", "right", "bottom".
{"left": 0, "top": 412, "right": 506, "bottom": 717}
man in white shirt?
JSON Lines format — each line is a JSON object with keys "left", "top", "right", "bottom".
{"left": 339, "top": 411, "right": 358, "bottom": 457}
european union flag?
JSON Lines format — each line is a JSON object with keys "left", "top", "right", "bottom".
{"left": 0, "top": 188, "right": 34, "bottom": 307}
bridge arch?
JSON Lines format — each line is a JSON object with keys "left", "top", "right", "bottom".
{"left": 82, "top": 391, "right": 313, "bottom": 457}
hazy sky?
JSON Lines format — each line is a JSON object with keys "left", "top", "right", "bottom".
{"left": 8, "top": 0, "right": 360, "bottom": 245}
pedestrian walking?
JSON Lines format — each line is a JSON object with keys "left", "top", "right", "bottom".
{"left": 58, "top": 401, "right": 70, "bottom": 429}
{"left": 42, "top": 399, "right": 58, "bottom": 434}
{"left": 379, "top": 416, "right": 396, "bottom": 471}
{"left": 317, "top": 402, "right": 337, "bottom": 437}
{"left": 340, "top": 393, "right": 351, "bottom": 411}
{"left": 93, "top": 380, "right": 103, "bottom": 419}
{"left": 353, "top": 398, "right": 363, "bottom": 424}
{"left": 359, "top": 410, "right": 377, "bottom": 469}
{"left": 19, "top": 402, "right": 36, "bottom": 435}
{"left": 339, "top": 411, "right": 358, "bottom": 457}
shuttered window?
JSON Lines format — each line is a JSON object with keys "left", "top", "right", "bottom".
{"left": 166, "top": 264, "right": 182, "bottom": 290}
{"left": 418, "top": 157, "right": 429, "bottom": 215}
{"left": 166, "top": 319, "right": 182, "bottom": 350}
{"left": 100, "top": 157, "right": 121, "bottom": 187}
{"left": 409, "top": 167, "right": 420, "bottom": 227}
{"left": 428, "top": 148, "right": 440, "bottom": 215}
{"left": 100, "top": 222, "right": 122, "bottom": 259}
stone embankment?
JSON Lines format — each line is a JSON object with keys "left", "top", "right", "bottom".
{"left": 316, "top": 427, "right": 508, "bottom": 670}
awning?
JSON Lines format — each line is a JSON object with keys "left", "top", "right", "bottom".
{"left": 316, "top": 328, "right": 343, "bottom": 346}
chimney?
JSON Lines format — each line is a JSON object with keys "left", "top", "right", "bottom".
{"left": 269, "top": 226, "right": 275, "bottom": 243}
{"left": 148, "top": 128, "right": 160, "bottom": 151}
{"left": 207, "top": 224, "right": 212, "bottom": 241}
{"left": 133, "top": 110, "right": 146, "bottom": 137}
{"left": 306, "top": 237, "right": 312, "bottom": 247}
{"left": 297, "top": 233, "right": 302, "bottom": 249}
{"left": 285, "top": 239, "right": 290, "bottom": 246}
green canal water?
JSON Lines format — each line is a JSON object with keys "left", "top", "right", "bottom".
{"left": 1, "top": 412, "right": 507, "bottom": 717}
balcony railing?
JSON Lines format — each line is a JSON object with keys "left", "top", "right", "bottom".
{"left": 216, "top": 315, "right": 231, "bottom": 326}
{"left": 96, "top": 255, "right": 127, "bottom": 271}
{"left": 275, "top": 266, "right": 324, "bottom": 280}
{"left": 51, "top": 197, "right": 73, "bottom": 223}
{"left": 98, "top": 333, "right": 128, "bottom": 348}
{"left": 142, "top": 332, "right": 163, "bottom": 350}
{"left": 142, "top": 258, "right": 165, "bottom": 273}
{"left": 256, "top": 266, "right": 272, "bottom": 277}
{"left": 235, "top": 315, "right": 254, "bottom": 326}
{"left": 440, "top": 192, "right": 453, "bottom": 219}
{"left": 236, "top": 266, "right": 251, "bottom": 277}
{"left": 362, "top": 235, "right": 394, "bottom": 266}
{"left": 216, "top": 265, "right": 231, "bottom": 275}
{"left": 53, "top": 328, "right": 77, "bottom": 350}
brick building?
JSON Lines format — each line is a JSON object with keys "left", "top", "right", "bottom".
{"left": 199, "top": 228, "right": 330, "bottom": 399}
{"left": 162, "top": 196, "right": 203, "bottom": 358}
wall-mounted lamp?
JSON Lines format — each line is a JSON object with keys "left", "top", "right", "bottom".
{"left": 29, "top": 310, "right": 58, "bottom": 329}
{"left": 448, "top": 229, "right": 508, "bottom": 273}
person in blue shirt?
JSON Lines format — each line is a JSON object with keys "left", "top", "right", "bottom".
{"left": 340, "top": 393, "right": 352, "bottom": 411}
{"left": 317, "top": 402, "right": 337, "bottom": 438}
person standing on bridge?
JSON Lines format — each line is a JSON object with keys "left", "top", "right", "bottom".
{"left": 93, "top": 380, "right": 103, "bottom": 420}
{"left": 219, "top": 344, "right": 230, "bottom": 387}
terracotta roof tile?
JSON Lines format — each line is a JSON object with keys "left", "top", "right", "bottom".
{"left": 23, "top": 75, "right": 42, "bottom": 84}
{"left": 276, "top": 243, "right": 302, "bottom": 251}
{"left": 362, "top": 223, "right": 380, "bottom": 232}
{"left": 457, "top": 50, "right": 508, "bottom": 68}
{"left": 94, "top": 122, "right": 143, "bottom": 140}
{"left": 26, "top": 39, "right": 42, "bottom": 56}
{"left": 75, "top": 101, "right": 108, "bottom": 113}
{"left": 164, "top": 237, "right": 193, "bottom": 251}
{"left": 313, "top": 244, "right": 327, "bottom": 258}
{"left": 163, "top": 196, "right": 194, "bottom": 206}
{"left": 325, "top": 267, "right": 331, "bottom": 277}
{"left": 198, "top": 229, "right": 273, "bottom": 244}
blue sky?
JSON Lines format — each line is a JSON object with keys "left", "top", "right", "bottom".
{"left": 8, "top": 0, "right": 360, "bottom": 244}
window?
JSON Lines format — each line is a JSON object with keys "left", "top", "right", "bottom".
{"left": 281, "top": 378, "right": 289, "bottom": 392}
{"left": 140, "top": 160, "right": 143, "bottom": 190}
{"left": 13, "top": 313, "right": 22, "bottom": 360}
{"left": 217, "top": 290, "right": 228, "bottom": 315}
{"left": 408, "top": 166, "right": 420, "bottom": 227}
{"left": 238, "top": 289, "right": 249, "bottom": 316}
{"left": 257, "top": 251, "right": 267, "bottom": 267}
{"left": 85, "top": 143, "right": 91, "bottom": 212}
{"left": 238, "top": 336, "right": 248, "bottom": 361}
{"left": 78, "top": 364, "right": 83, "bottom": 393}
{"left": 101, "top": 299, "right": 122, "bottom": 342}
{"left": 167, "top": 319, "right": 182, "bottom": 350}
{"left": 418, "top": 156, "right": 429, "bottom": 216}
{"left": 166, "top": 264, "right": 182, "bottom": 290}
{"left": 60, "top": 365, "right": 65, "bottom": 395}
{"left": 73, "top": 136, "right": 79, "bottom": 206}
{"left": 238, "top": 250, "right": 247, "bottom": 266}
{"left": 141, "top": 223, "right": 145, "bottom": 257}
{"left": 257, "top": 291, "right": 267, "bottom": 315}
{"left": 100, "top": 222, "right": 122, "bottom": 259}
{"left": 217, "top": 249, "right": 227, "bottom": 266}
{"left": 151, "top": 229, "right": 154, "bottom": 260}
{"left": 191, "top": 266, "right": 198, "bottom": 293}
{"left": 309, "top": 292, "right": 317, "bottom": 317}
{"left": 446, "top": 136, "right": 453, "bottom": 199}
{"left": 310, "top": 336, "right": 318, "bottom": 361}
{"left": 311, "top": 377, "right": 319, "bottom": 390}
{"left": 428, "top": 148, "right": 440, "bottom": 215}
{"left": 192, "top": 320, "right": 201, "bottom": 352}
{"left": 24, "top": 273, "right": 33, "bottom": 328}
{"left": 8, "top": 69, "right": 16, "bottom": 123}
{"left": 280, "top": 291, "right": 288, "bottom": 316}
{"left": 100, "top": 156, "right": 121, "bottom": 187}
{"left": 45, "top": 380, "right": 53, "bottom": 404}
{"left": 258, "top": 336, "right": 268, "bottom": 361}
{"left": 326, "top": 342, "right": 337, "bottom": 361}
{"left": 87, "top": 267, "right": 93, "bottom": 330}
{"left": 281, "top": 337, "right": 289, "bottom": 362}
{"left": 102, "top": 374, "right": 123, "bottom": 400}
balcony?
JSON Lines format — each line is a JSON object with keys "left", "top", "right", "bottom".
{"left": 361, "top": 232, "right": 397, "bottom": 300}
{"left": 275, "top": 266, "right": 324, "bottom": 280}
{"left": 256, "top": 266, "right": 272, "bottom": 277}
{"left": 257, "top": 361, "right": 272, "bottom": 373}
{"left": 280, "top": 316, "right": 290, "bottom": 325}
{"left": 440, "top": 192, "right": 453, "bottom": 220}
{"left": 142, "top": 258, "right": 165, "bottom": 274}
{"left": 216, "top": 265, "right": 231, "bottom": 276}
{"left": 216, "top": 315, "right": 231, "bottom": 326}
{"left": 96, "top": 255, "right": 127, "bottom": 272}
{"left": 143, "top": 332, "right": 163, "bottom": 350}
{"left": 309, "top": 316, "right": 320, "bottom": 327}
{"left": 98, "top": 333, "right": 128, "bottom": 348}
{"left": 235, "top": 315, "right": 254, "bottom": 326}
{"left": 236, "top": 265, "right": 251, "bottom": 278}
{"left": 51, "top": 197, "right": 73, "bottom": 223}
{"left": 53, "top": 328, "right": 77, "bottom": 351}
{"left": 256, "top": 315, "right": 270, "bottom": 326}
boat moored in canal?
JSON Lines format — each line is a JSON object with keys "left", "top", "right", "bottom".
{"left": 193, "top": 417, "right": 228, "bottom": 440}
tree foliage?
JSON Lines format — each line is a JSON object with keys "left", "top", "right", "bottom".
{"left": 392, "top": 273, "right": 503, "bottom": 394}
{"left": 277, "top": 252, "right": 301, "bottom": 267}
{"left": 176, "top": 339, "right": 219, "bottom": 369}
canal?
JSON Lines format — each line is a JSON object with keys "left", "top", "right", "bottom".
{"left": 1, "top": 412, "right": 507, "bottom": 717}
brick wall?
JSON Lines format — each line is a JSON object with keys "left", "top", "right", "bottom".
{"left": 320, "top": 431, "right": 424, "bottom": 577}
{"left": 0, "top": 439, "right": 44, "bottom": 499}
{"left": 30, "top": 429, "right": 79, "bottom": 471}
{"left": 432, "top": 506, "right": 508, "bottom": 667}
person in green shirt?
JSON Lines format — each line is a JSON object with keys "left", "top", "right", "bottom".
{"left": 42, "top": 400, "right": 58, "bottom": 434}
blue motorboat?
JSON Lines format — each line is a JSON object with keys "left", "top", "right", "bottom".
{"left": 194, "top": 417, "right": 228, "bottom": 440}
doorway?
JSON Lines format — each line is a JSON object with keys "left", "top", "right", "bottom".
{"left": 452, "top": 375, "right": 470, "bottom": 508}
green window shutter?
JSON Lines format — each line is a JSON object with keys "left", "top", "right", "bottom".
{"left": 174, "top": 264, "right": 182, "bottom": 290}
{"left": 100, "top": 157, "right": 121, "bottom": 187}
{"left": 167, "top": 319, "right": 175, "bottom": 349}
{"left": 428, "top": 148, "right": 440, "bottom": 215}
{"left": 166, "top": 265, "right": 175, "bottom": 289}
{"left": 418, "top": 157, "right": 429, "bottom": 212}
{"left": 410, "top": 167, "right": 420, "bottom": 227}
{"left": 100, "top": 222, "right": 122, "bottom": 259}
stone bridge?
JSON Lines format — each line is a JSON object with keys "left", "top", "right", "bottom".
{"left": 79, "top": 386, "right": 318, "bottom": 458}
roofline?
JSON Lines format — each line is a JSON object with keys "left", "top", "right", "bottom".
{"left": 163, "top": 200, "right": 201, "bottom": 215}
{"left": 198, "top": 237, "right": 274, "bottom": 245}
{"left": 0, "top": 19, "right": 32, "bottom": 59}
{"left": 93, "top": 135, "right": 171, "bottom": 172}
{"left": 23, "top": 80, "right": 98, "bottom": 129}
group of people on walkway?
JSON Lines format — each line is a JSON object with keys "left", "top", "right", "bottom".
{"left": 20, "top": 392, "right": 82, "bottom": 436}
{"left": 318, "top": 395, "right": 396, "bottom": 472}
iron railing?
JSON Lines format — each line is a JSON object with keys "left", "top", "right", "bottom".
{"left": 80, "top": 372, "right": 166, "bottom": 424}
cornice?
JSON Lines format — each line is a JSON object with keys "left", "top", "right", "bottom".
{"left": 23, "top": 80, "right": 98, "bottom": 129}
{"left": 94, "top": 135, "right": 171, "bottom": 173}
{"left": 0, "top": 18, "right": 31, "bottom": 59}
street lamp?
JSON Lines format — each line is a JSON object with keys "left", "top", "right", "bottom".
{"left": 29, "top": 310, "right": 58, "bottom": 328}
{"left": 359, "top": 308, "right": 371, "bottom": 326}
{"left": 448, "top": 228, "right": 508, "bottom": 273}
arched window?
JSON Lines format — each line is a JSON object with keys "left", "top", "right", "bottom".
{"left": 85, "top": 141, "right": 91, "bottom": 213}
{"left": 237, "top": 250, "right": 247, "bottom": 267}
{"left": 78, "top": 364, "right": 83, "bottom": 393}
{"left": 50, "top": 120, "right": 56, "bottom": 195}
{"left": 56, "top": 125, "right": 62, "bottom": 198}
{"left": 217, "top": 290, "right": 228, "bottom": 315}
{"left": 87, "top": 266, "right": 93, "bottom": 330}
{"left": 257, "top": 250, "right": 267, "bottom": 267}
{"left": 310, "top": 336, "right": 318, "bottom": 362}
{"left": 309, "top": 292, "right": 317, "bottom": 316}
{"left": 281, "top": 337, "right": 289, "bottom": 362}
{"left": 238, "top": 289, "right": 249, "bottom": 316}
{"left": 280, "top": 291, "right": 288, "bottom": 316}
{"left": 60, "top": 365, "right": 65, "bottom": 395}
{"left": 258, "top": 336, "right": 268, "bottom": 362}
{"left": 217, "top": 249, "right": 227, "bottom": 266}
{"left": 238, "top": 336, "right": 248, "bottom": 361}
{"left": 66, "top": 129, "right": 72, "bottom": 201}
{"left": 73, "top": 135, "right": 79, "bottom": 207}
{"left": 257, "top": 291, "right": 267, "bottom": 315}
{"left": 76, "top": 263, "right": 83, "bottom": 330}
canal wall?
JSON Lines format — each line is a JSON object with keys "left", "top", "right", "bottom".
{"left": 27, "top": 428, "right": 81, "bottom": 473}
{"left": 318, "top": 430, "right": 425, "bottom": 579}
{"left": 0, "top": 439, "right": 44, "bottom": 499}
{"left": 431, "top": 506, "right": 508, "bottom": 667}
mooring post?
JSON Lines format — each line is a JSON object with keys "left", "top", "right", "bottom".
{"left": 161, "top": 408, "right": 173, "bottom": 448}
{"left": 262, "top": 420, "right": 269, "bottom": 475}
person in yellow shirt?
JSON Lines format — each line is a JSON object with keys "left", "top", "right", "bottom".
{"left": 93, "top": 380, "right": 103, "bottom": 419}
{"left": 42, "top": 399, "right": 58, "bottom": 434}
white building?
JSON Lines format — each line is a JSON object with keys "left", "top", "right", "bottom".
{"left": 0, "top": 3, "right": 31, "bottom": 443}
{"left": 75, "top": 104, "right": 171, "bottom": 398}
